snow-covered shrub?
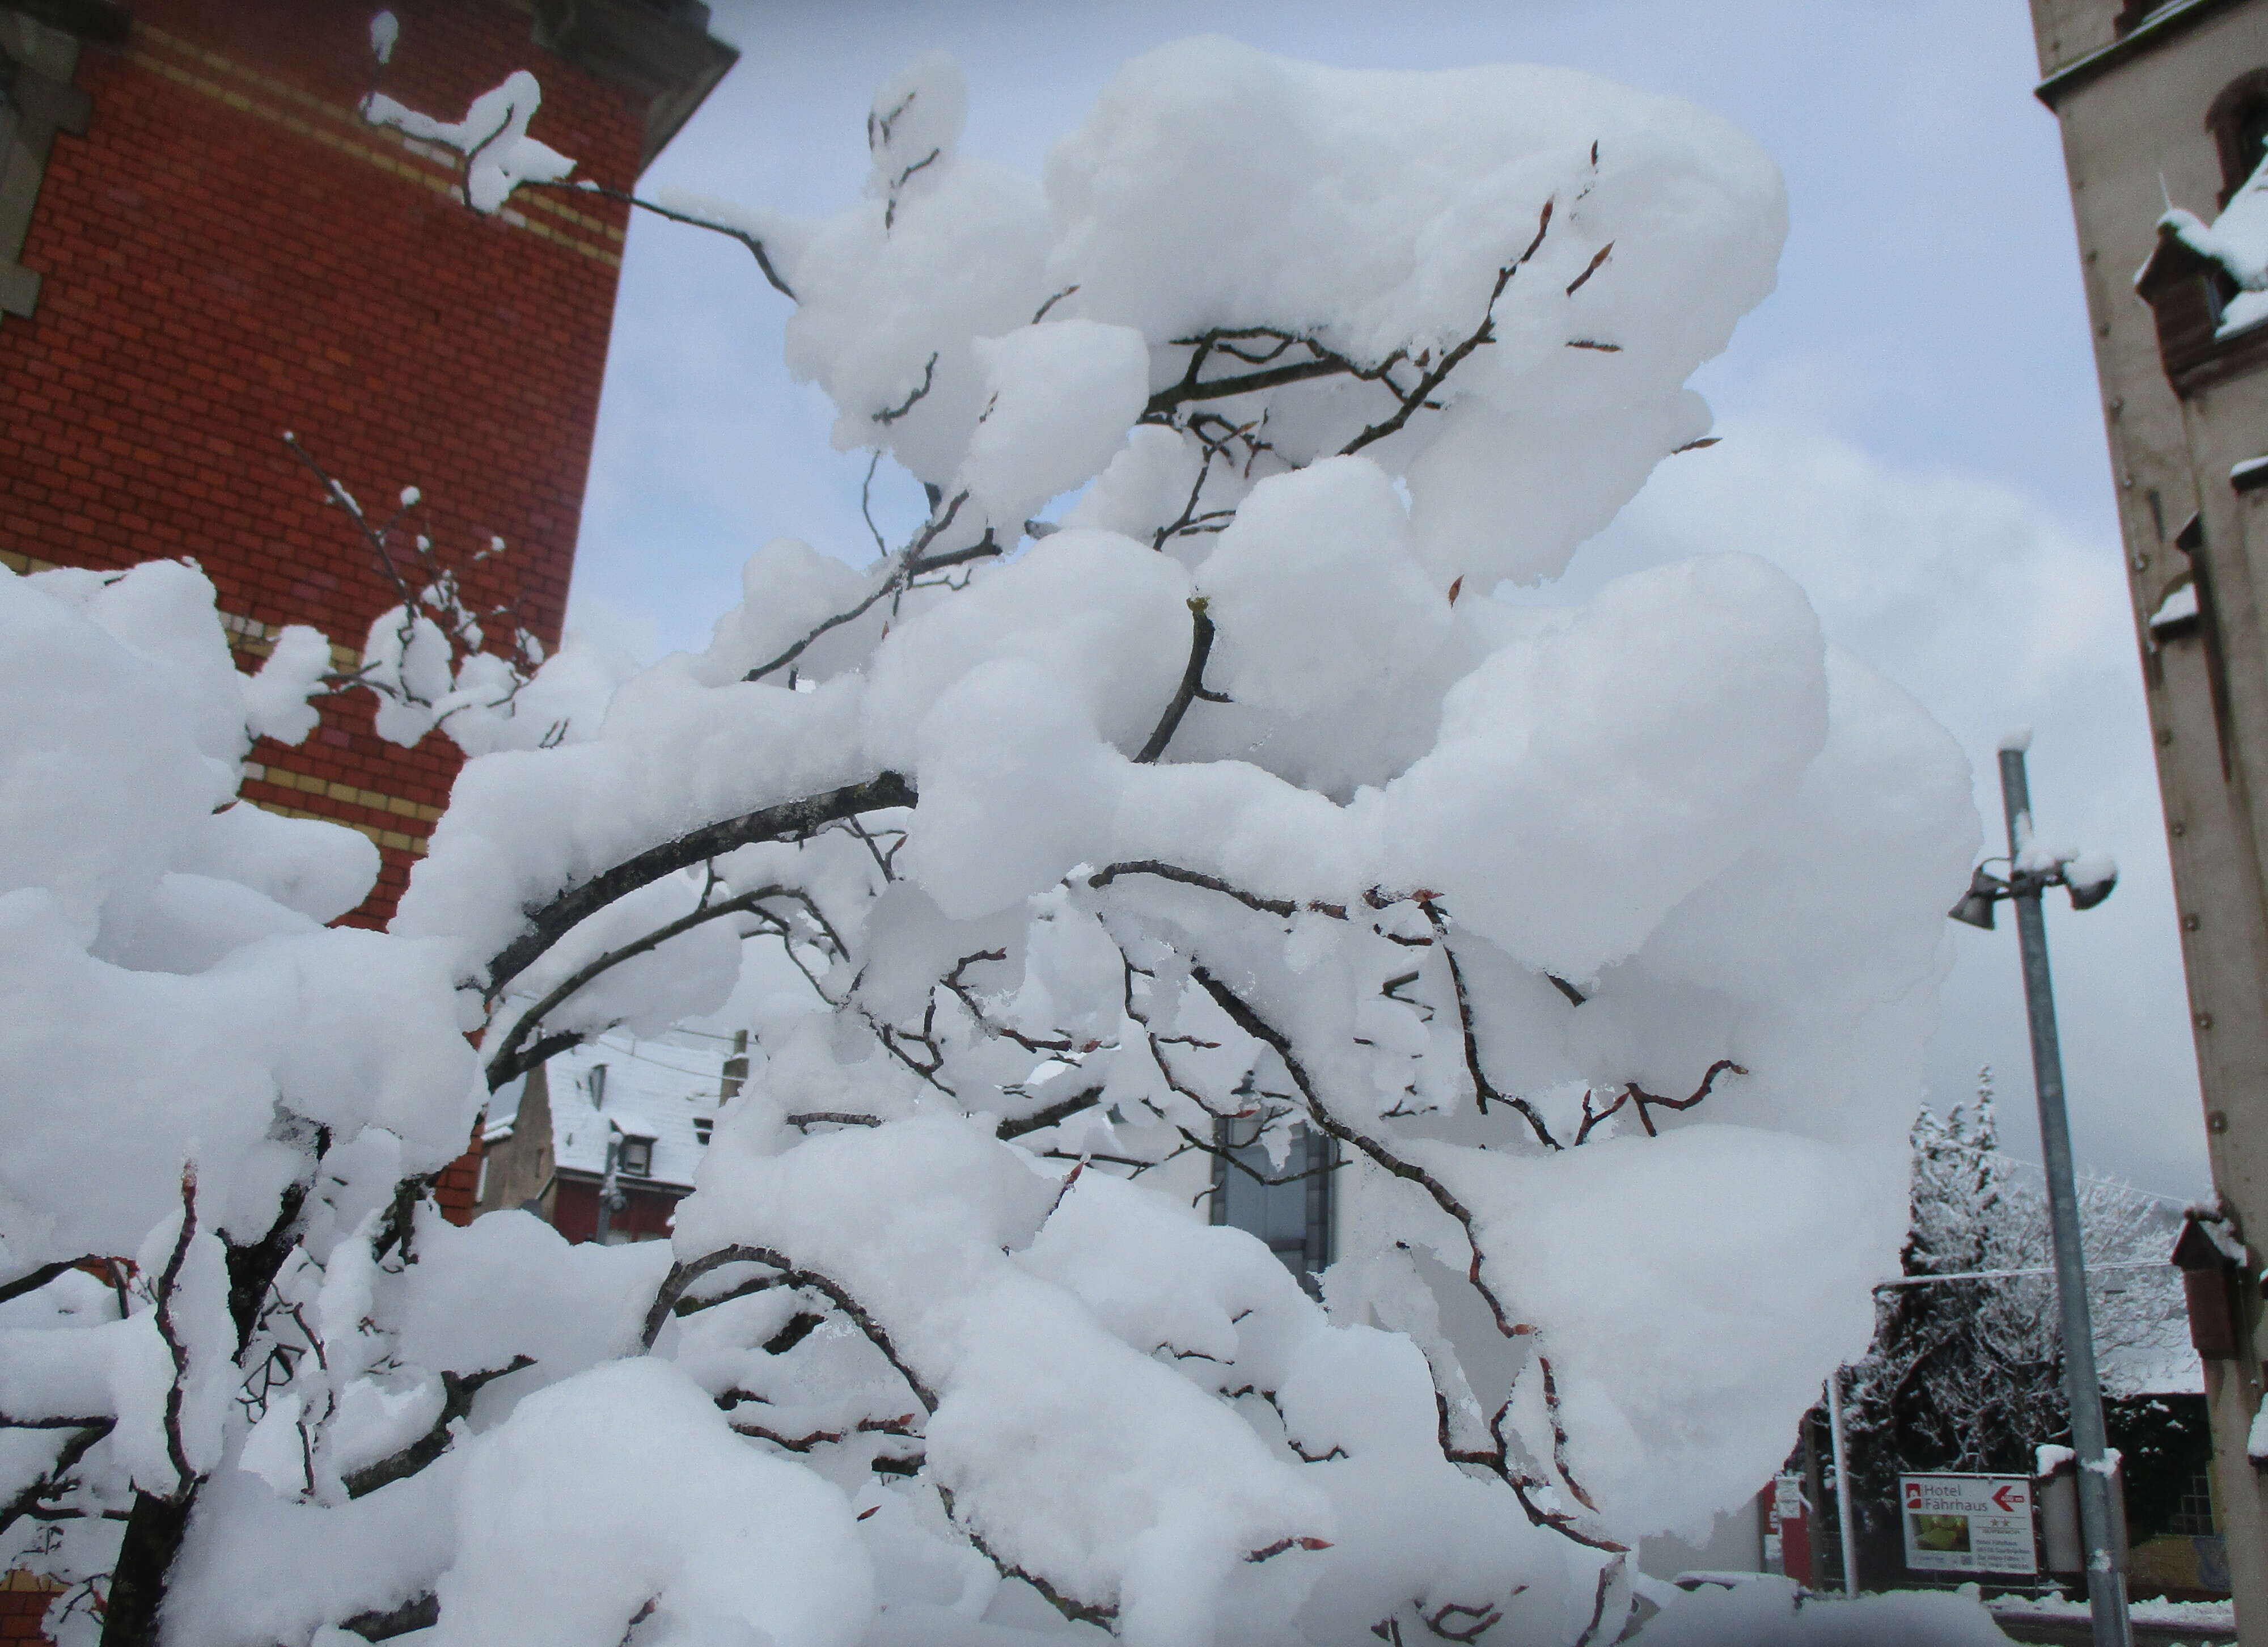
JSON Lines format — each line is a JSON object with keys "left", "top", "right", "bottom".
{"left": 1, "top": 33, "right": 1981, "bottom": 1647}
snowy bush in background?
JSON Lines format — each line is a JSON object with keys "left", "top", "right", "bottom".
{"left": 1, "top": 30, "right": 1983, "bottom": 1647}
{"left": 1840, "top": 1078, "right": 2192, "bottom": 1532}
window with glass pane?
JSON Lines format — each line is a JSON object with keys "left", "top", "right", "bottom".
{"left": 1210, "top": 1116, "right": 1332, "bottom": 1294}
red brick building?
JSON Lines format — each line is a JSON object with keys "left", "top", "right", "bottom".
{"left": 0, "top": 5, "right": 730, "bottom": 1634}
{"left": 0, "top": 0, "right": 729, "bottom": 924}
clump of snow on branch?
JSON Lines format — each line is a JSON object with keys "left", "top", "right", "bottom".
{"left": 361, "top": 48, "right": 574, "bottom": 215}
{"left": 282, "top": 432, "right": 627, "bottom": 756}
{"left": 357, "top": 577, "right": 621, "bottom": 758}
{"left": 433, "top": 1358, "right": 874, "bottom": 1647}
{"left": 0, "top": 559, "right": 477, "bottom": 1256}
{"left": 963, "top": 320, "right": 1153, "bottom": 529}
{"left": 0, "top": 559, "right": 489, "bottom": 1632}
{"left": 6, "top": 32, "right": 1987, "bottom": 1647}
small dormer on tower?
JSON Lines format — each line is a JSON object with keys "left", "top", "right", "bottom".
{"left": 2135, "top": 61, "right": 2268, "bottom": 393}
{"left": 2134, "top": 225, "right": 2255, "bottom": 391}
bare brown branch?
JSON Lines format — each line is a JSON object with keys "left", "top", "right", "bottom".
{"left": 644, "top": 1246, "right": 936, "bottom": 1413}
{"left": 1135, "top": 598, "right": 1221, "bottom": 765}
{"left": 484, "top": 774, "right": 916, "bottom": 1000}
{"left": 486, "top": 884, "right": 821, "bottom": 1090}
{"left": 341, "top": 1357, "right": 535, "bottom": 1498}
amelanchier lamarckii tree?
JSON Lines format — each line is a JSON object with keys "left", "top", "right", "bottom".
{"left": 0, "top": 26, "right": 1986, "bottom": 1647}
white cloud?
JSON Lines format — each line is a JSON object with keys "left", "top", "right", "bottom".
{"left": 1541, "top": 420, "right": 2208, "bottom": 1197}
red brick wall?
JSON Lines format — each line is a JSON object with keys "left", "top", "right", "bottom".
{"left": 434, "top": 1127, "right": 484, "bottom": 1224}
{"left": 0, "top": 1577, "right": 60, "bottom": 1646}
{"left": 0, "top": 0, "right": 648, "bottom": 927}
{"left": 551, "top": 1178, "right": 684, "bottom": 1245}
{"left": 0, "top": 11, "right": 691, "bottom": 1631}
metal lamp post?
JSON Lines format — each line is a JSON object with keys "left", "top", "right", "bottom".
{"left": 591, "top": 1121, "right": 625, "bottom": 1245}
{"left": 1948, "top": 734, "right": 2130, "bottom": 1647}
{"left": 1826, "top": 1367, "right": 1860, "bottom": 1598}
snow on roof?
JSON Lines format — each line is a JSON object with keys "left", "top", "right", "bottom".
{"left": 530, "top": 1033, "right": 731, "bottom": 1191}
{"left": 2097, "top": 1257, "right": 2203, "bottom": 1399}
{"left": 2101, "top": 1335, "right": 2204, "bottom": 1397}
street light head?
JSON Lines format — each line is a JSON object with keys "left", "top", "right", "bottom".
{"left": 2064, "top": 851, "right": 2117, "bottom": 913}
{"left": 1949, "top": 865, "right": 2005, "bottom": 930}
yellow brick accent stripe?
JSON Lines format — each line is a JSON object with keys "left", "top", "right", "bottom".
{"left": 134, "top": 23, "right": 626, "bottom": 246}
{"left": 221, "top": 610, "right": 362, "bottom": 671}
{"left": 7, "top": 551, "right": 443, "bottom": 848}
{"left": 243, "top": 761, "right": 443, "bottom": 825}
{"left": 2, "top": 556, "right": 362, "bottom": 670}
{"left": 129, "top": 27, "right": 623, "bottom": 271}
{"left": 245, "top": 797, "right": 431, "bottom": 856}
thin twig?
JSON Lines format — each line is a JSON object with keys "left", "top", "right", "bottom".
{"left": 1419, "top": 899, "right": 1559, "bottom": 1149}
{"left": 534, "top": 180, "right": 794, "bottom": 299}
{"left": 485, "top": 884, "right": 816, "bottom": 1089}
{"left": 1135, "top": 598, "right": 1221, "bottom": 763}
{"left": 1342, "top": 205, "right": 1551, "bottom": 458}
{"left": 872, "top": 353, "right": 939, "bottom": 426}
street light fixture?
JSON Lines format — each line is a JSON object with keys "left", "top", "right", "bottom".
{"left": 1946, "top": 855, "right": 2119, "bottom": 931}
{"left": 1949, "top": 865, "right": 2009, "bottom": 931}
{"left": 1948, "top": 732, "right": 2131, "bottom": 1647}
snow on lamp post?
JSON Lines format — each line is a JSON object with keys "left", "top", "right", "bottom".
{"left": 1948, "top": 731, "right": 2129, "bottom": 1647}
{"left": 593, "top": 1121, "right": 626, "bottom": 1246}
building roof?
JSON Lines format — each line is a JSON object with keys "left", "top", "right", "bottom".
{"left": 2102, "top": 1332, "right": 2206, "bottom": 1398}
{"left": 491, "top": 1031, "right": 729, "bottom": 1192}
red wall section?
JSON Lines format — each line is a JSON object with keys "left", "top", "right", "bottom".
{"left": 0, "top": 0, "right": 645, "bottom": 927}
{"left": 551, "top": 1179, "right": 684, "bottom": 1246}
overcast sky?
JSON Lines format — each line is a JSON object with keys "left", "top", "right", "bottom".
{"left": 565, "top": 0, "right": 2212, "bottom": 1200}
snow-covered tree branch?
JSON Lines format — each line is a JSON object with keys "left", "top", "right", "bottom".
{"left": 0, "top": 28, "right": 1985, "bottom": 1647}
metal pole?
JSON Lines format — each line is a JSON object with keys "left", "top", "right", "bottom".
{"left": 1826, "top": 1368, "right": 1860, "bottom": 1598}
{"left": 1826, "top": 1369, "right": 1861, "bottom": 1598}
{"left": 1998, "top": 746, "right": 2131, "bottom": 1647}
{"left": 593, "top": 1130, "right": 619, "bottom": 1245}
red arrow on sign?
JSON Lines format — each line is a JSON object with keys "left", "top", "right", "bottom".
{"left": 1991, "top": 1485, "right": 2024, "bottom": 1511}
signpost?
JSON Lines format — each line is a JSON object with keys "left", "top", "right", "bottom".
{"left": 1901, "top": 1473, "right": 2039, "bottom": 1577}
{"left": 1769, "top": 1475, "right": 1812, "bottom": 1584}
